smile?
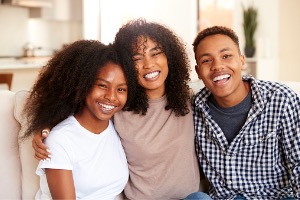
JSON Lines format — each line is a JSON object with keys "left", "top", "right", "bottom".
{"left": 213, "top": 74, "right": 231, "bottom": 82}
{"left": 98, "top": 103, "right": 115, "bottom": 111}
{"left": 144, "top": 71, "right": 160, "bottom": 79}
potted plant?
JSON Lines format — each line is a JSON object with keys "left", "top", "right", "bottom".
{"left": 242, "top": 4, "right": 258, "bottom": 57}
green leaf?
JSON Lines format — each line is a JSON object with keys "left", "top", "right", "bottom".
{"left": 242, "top": 5, "right": 258, "bottom": 48}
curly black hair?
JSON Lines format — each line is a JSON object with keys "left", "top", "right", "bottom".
{"left": 22, "top": 40, "right": 136, "bottom": 139}
{"left": 114, "top": 18, "right": 191, "bottom": 116}
{"left": 193, "top": 26, "right": 241, "bottom": 54}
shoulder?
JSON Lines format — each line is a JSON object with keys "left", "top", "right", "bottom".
{"left": 256, "top": 79, "right": 298, "bottom": 100}
{"left": 47, "top": 116, "right": 77, "bottom": 141}
{"left": 242, "top": 74, "right": 297, "bottom": 100}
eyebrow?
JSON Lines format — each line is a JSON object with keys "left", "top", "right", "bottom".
{"left": 198, "top": 47, "right": 232, "bottom": 59}
{"left": 220, "top": 47, "right": 232, "bottom": 53}
{"left": 96, "top": 78, "right": 127, "bottom": 86}
{"left": 132, "top": 46, "right": 161, "bottom": 57}
{"left": 150, "top": 46, "right": 161, "bottom": 51}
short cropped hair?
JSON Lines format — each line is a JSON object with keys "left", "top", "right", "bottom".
{"left": 192, "top": 26, "right": 241, "bottom": 54}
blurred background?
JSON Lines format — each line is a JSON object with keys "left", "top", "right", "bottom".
{"left": 0, "top": 0, "right": 299, "bottom": 92}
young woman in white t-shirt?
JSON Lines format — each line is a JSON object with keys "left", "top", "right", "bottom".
{"left": 22, "top": 40, "right": 137, "bottom": 199}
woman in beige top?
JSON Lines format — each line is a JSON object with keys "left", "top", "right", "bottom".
{"left": 32, "top": 19, "right": 211, "bottom": 200}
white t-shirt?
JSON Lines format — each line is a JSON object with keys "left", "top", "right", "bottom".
{"left": 36, "top": 116, "right": 129, "bottom": 200}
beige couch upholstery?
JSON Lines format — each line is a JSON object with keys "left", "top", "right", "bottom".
{"left": 1, "top": 80, "right": 300, "bottom": 199}
{"left": 0, "top": 90, "right": 39, "bottom": 199}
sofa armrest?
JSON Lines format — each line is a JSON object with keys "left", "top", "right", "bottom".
{"left": 0, "top": 90, "right": 22, "bottom": 199}
{"left": 14, "top": 90, "right": 40, "bottom": 199}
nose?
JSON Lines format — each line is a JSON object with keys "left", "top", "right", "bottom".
{"left": 104, "top": 88, "right": 117, "bottom": 102}
{"left": 143, "top": 56, "right": 154, "bottom": 69}
{"left": 211, "top": 59, "right": 224, "bottom": 71}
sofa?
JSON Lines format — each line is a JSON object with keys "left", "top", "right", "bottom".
{"left": 1, "top": 80, "right": 300, "bottom": 199}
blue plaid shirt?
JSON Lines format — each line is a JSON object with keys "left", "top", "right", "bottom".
{"left": 193, "top": 75, "right": 300, "bottom": 199}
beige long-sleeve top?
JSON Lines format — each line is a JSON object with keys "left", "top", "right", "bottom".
{"left": 114, "top": 95, "right": 200, "bottom": 200}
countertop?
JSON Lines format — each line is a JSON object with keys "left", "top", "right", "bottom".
{"left": 0, "top": 56, "right": 50, "bottom": 70}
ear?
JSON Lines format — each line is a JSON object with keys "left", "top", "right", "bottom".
{"left": 195, "top": 65, "right": 202, "bottom": 80}
{"left": 240, "top": 54, "right": 246, "bottom": 70}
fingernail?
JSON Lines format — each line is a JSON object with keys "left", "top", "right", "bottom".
{"left": 46, "top": 149, "right": 51, "bottom": 153}
{"left": 42, "top": 133, "right": 47, "bottom": 136}
{"left": 46, "top": 158, "right": 50, "bottom": 161}
{"left": 48, "top": 155, "right": 52, "bottom": 158}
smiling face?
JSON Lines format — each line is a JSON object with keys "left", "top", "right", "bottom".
{"left": 195, "top": 34, "right": 249, "bottom": 107}
{"left": 75, "top": 62, "right": 128, "bottom": 133}
{"left": 132, "top": 36, "right": 168, "bottom": 99}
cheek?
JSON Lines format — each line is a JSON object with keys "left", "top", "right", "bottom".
{"left": 241, "top": 62, "right": 246, "bottom": 70}
{"left": 135, "top": 65, "right": 143, "bottom": 76}
{"left": 196, "top": 66, "right": 206, "bottom": 78}
{"left": 164, "top": 66, "right": 169, "bottom": 77}
{"left": 118, "top": 94, "right": 128, "bottom": 106}
{"left": 162, "top": 58, "right": 169, "bottom": 69}
{"left": 159, "top": 59, "right": 169, "bottom": 77}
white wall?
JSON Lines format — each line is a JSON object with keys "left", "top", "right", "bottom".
{"left": 279, "top": 0, "right": 300, "bottom": 82}
{"left": 0, "top": 6, "right": 28, "bottom": 56}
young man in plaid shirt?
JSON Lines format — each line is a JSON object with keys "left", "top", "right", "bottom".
{"left": 192, "top": 26, "right": 300, "bottom": 200}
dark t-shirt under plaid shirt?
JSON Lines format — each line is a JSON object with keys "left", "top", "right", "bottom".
{"left": 193, "top": 75, "right": 300, "bottom": 200}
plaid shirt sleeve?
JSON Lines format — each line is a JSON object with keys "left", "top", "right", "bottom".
{"left": 281, "top": 88, "right": 300, "bottom": 198}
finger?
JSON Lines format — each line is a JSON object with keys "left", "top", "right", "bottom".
{"left": 32, "top": 138, "right": 51, "bottom": 158}
{"left": 32, "top": 140, "right": 51, "bottom": 157}
{"left": 34, "top": 153, "right": 48, "bottom": 161}
{"left": 33, "top": 132, "right": 51, "bottom": 151}
{"left": 41, "top": 129, "right": 50, "bottom": 138}
{"left": 33, "top": 143, "right": 49, "bottom": 160}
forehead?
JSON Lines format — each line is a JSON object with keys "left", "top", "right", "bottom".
{"left": 98, "top": 62, "right": 123, "bottom": 75}
{"left": 133, "top": 36, "right": 159, "bottom": 51}
{"left": 196, "top": 34, "right": 238, "bottom": 54}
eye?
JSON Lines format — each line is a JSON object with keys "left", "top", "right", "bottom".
{"left": 132, "top": 55, "right": 142, "bottom": 62}
{"left": 132, "top": 57, "right": 141, "bottom": 62}
{"left": 118, "top": 87, "right": 128, "bottom": 93}
{"left": 223, "top": 54, "right": 232, "bottom": 59}
{"left": 152, "top": 51, "right": 162, "bottom": 57}
{"left": 201, "top": 58, "right": 211, "bottom": 64}
{"left": 97, "top": 83, "right": 107, "bottom": 88}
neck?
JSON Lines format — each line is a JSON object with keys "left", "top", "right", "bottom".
{"left": 146, "top": 87, "right": 165, "bottom": 99}
{"left": 214, "top": 81, "right": 250, "bottom": 108}
{"left": 74, "top": 112, "right": 109, "bottom": 134}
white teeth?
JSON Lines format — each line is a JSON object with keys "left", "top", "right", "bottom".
{"left": 144, "top": 71, "right": 159, "bottom": 79}
{"left": 99, "top": 103, "right": 115, "bottom": 111}
{"left": 213, "top": 74, "right": 230, "bottom": 82}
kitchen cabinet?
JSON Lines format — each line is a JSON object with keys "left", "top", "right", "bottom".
{"left": 0, "top": 57, "right": 49, "bottom": 92}
{"left": 0, "top": 68, "right": 41, "bottom": 92}
{"left": 29, "top": 0, "right": 82, "bottom": 21}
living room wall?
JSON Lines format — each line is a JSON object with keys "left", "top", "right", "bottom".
{"left": 279, "top": 0, "right": 300, "bottom": 82}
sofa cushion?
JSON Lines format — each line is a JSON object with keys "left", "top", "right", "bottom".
{"left": 14, "top": 90, "right": 40, "bottom": 199}
{"left": 0, "top": 90, "right": 22, "bottom": 199}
